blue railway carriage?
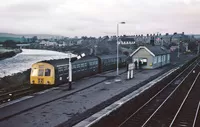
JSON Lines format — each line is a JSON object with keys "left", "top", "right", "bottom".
{"left": 98, "top": 54, "right": 127, "bottom": 72}
{"left": 119, "top": 54, "right": 127, "bottom": 67}
{"left": 72, "top": 56, "right": 99, "bottom": 80}
{"left": 30, "top": 55, "right": 127, "bottom": 86}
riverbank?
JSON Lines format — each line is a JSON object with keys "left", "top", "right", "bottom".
{"left": 0, "top": 69, "right": 30, "bottom": 92}
{"left": 0, "top": 48, "right": 22, "bottom": 60}
{"left": 0, "top": 49, "right": 72, "bottom": 78}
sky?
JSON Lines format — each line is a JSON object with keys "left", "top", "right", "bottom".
{"left": 0, "top": 0, "right": 200, "bottom": 37}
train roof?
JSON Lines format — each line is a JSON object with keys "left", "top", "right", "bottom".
{"left": 98, "top": 54, "right": 127, "bottom": 59}
{"left": 36, "top": 55, "right": 98, "bottom": 66}
{"left": 39, "top": 58, "right": 70, "bottom": 67}
{"left": 73, "top": 56, "right": 98, "bottom": 63}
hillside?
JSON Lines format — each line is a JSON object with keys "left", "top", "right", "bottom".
{"left": 0, "top": 33, "right": 64, "bottom": 39}
{"left": 193, "top": 34, "right": 200, "bottom": 39}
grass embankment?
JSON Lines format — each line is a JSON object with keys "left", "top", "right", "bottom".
{"left": 0, "top": 69, "right": 31, "bottom": 93}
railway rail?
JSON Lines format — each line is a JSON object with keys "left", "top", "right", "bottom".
{"left": 91, "top": 57, "right": 200, "bottom": 127}
{"left": 0, "top": 68, "right": 129, "bottom": 105}
{"left": 0, "top": 57, "right": 197, "bottom": 125}
{"left": 0, "top": 87, "right": 38, "bottom": 105}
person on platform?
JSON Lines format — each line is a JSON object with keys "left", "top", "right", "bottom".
{"left": 134, "top": 60, "right": 138, "bottom": 70}
{"left": 139, "top": 60, "right": 142, "bottom": 69}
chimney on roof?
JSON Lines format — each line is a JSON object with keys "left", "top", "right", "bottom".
{"left": 150, "top": 36, "right": 155, "bottom": 46}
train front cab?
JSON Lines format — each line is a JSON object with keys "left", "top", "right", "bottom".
{"left": 30, "top": 62, "right": 55, "bottom": 86}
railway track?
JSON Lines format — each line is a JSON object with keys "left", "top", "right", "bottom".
{"left": 0, "top": 68, "right": 128, "bottom": 105}
{"left": 0, "top": 59, "right": 193, "bottom": 124}
{"left": 141, "top": 70, "right": 200, "bottom": 127}
{"left": 168, "top": 72, "right": 200, "bottom": 127}
{"left": 0, "top": 87, "right": 38, "bottom": 105}
{"left": 119, "top": 59, "right": 200, "bottom": 127}
{"left": 91, "top": 57, "right": 200, "bottom": 127}
{"left": 0, "top": 68, "right": 131, "bottom": 122}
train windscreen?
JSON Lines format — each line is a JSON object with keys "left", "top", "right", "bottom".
{"left": 31, "top": 68, "right": 38, "bottom": 76}
{"left": 45, "top": 69, "right": 51, "bottom": 76}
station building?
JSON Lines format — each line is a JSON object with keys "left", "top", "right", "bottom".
{"left": 130, "top": 46, "right": 170, "bottom": 69}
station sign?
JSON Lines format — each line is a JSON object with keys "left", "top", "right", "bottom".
{"left": 128, "top": 63, "right": 134, "bottom": 70}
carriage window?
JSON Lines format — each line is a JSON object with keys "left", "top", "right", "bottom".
{"left": 45, "top": 69, "right": 51, "bottom": 76}
{"left": 38, "top": 69, "right": 44, "bottom": 76}
{"left": 73, "top": 65, "right": 76, "bottom": 69}
{"left": 81, "top": 63, "right": 85, "bottom": 67}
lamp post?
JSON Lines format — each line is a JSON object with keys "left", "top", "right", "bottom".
{"left": 117, "top": 22, "right": 125, "bottom": 76}
{"left": 178, "top": 41, "right": 180, "bottom": 58}
{"left": 197, "top": 41, "right": 200, "bottom": 55}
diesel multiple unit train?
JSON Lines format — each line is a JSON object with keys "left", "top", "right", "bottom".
{"left": 30, "top": 54, "right": 127, "bottom": 86}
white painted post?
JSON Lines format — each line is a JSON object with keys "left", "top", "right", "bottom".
{"left": 131, "top": 70, "right": 134, "bottom": 79}
{"left": 127, "top": 71, "right": 130, "bottom": 79}
{"left": 68, "top": 53, "right": 72, "bottom": 90}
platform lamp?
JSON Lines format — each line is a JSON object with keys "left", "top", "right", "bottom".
{"left": 116, "top": 22, "right": 126, "bottom": 77}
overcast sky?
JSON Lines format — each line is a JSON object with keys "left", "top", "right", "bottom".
{"left": 0, "top": 0, "right": 200, "bottom": 37}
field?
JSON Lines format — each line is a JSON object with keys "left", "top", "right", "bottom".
{"left": 0, "top": 37, "right": 23, "bottom": 43}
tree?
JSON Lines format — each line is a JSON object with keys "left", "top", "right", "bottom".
{"left": 2, "top": 40, "right": 17, "bottom": 48}
{"left": 188, "top": 41, "right": 197, "bottom": 51}
{"left": 31, "top": 36, "right": 38, "bottom": 43}
{"left": 81, "top": 36, "right": 87, "bottom": 40}
{"left": 22, "top": 36, "right": 26, "bottom": 43}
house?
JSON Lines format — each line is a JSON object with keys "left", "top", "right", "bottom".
{"left": 119, "top": 37, "right": 135, "bottom": 45}
{"left": 130, "top": 46, "right": 171, "bottom": 69}
{"left": 62, "top": 39, "right": 83, "bottom": 46}
{"left": 39, "top": 41, "right": 58, "bottom": 46}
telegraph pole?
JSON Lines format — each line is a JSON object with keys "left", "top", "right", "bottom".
{"left": 198, "top": 41, "right": 200, "bottom": 55}
{"left": 178, "top": 41, "right": 180, "bottom": 58}
{"left": 68, "top": 53, "right": 72, "bottom": 90}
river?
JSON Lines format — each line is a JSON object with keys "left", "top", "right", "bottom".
{"left": 0, "top": 49, "right": 76, "bottom": 78}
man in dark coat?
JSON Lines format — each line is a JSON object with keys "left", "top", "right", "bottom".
{"left": 139, "top": 60, "right": 142, "bottom": 69}
{"left": 134, "top": 60, "right": 138, "bottom": 70}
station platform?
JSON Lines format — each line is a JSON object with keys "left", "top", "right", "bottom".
{"left": 0, "top": 53, "right": 196, "bottom": 127}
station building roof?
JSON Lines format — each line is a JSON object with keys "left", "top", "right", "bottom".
{"left": 130, "top": 45, "right": 170, "bottom": 57}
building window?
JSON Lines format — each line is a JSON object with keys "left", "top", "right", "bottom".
{"left": 153, "top": 57, "right": 157, "bottom": 64}
{"left": 163, "top": 55, "right": 166, "bottom": 62}
{"left": 158, "top": 56, "right": 161, "bottom": 62}
{"left": 167, "top": 54, "right": 170, "bottom": 61}
{"left": 140, "top": 58, "right": 147, "bottom": 66}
